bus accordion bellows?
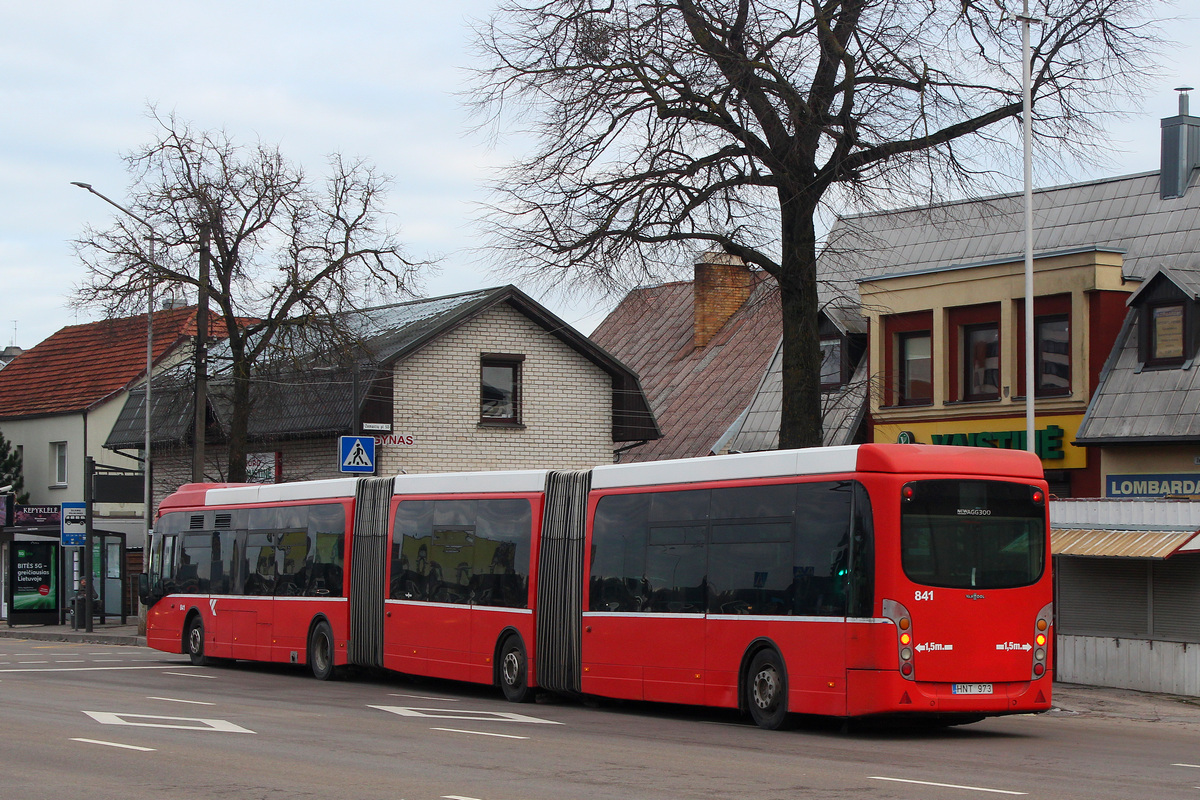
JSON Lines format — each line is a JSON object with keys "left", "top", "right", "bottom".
{"left": 140, "top": 443, "right": 1053, "bottom": 729}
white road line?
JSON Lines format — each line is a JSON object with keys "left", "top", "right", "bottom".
{"left": 442, "top": 795, "right": 486, "bottom": 800}
{"left": 18, "top": 660, "right": 49, "bottom": 664}
{"left": 870, "top": 777, "right": 1026, "bottom": 795}
{"left": 431, "top": 727, "right": 530, "bottom": 740}
{"left": 55, "top": 660, "right": 87, "bottom": 663}
{"left": 1173, "top": 764, "right": 1200, "bottom": 769}
{"left": 0, "top": 666, "right": 197, "bottom": 674}
{"left": 163, "top": 671, "right": 216, "bottom": 679}
{"left": 83, "top": 711, "right": 255, "bottom": 734}
{"left": 389, "top": 693, "right": 461, "bottom": 702}
{"left": 147, "top": 696, "right": 216, "bottom": 706}
{"left": 71, "top": 738, "right": 156, "bottom": 752}
{"left": 92, "top": 659, "right": 125, "bottom": 663}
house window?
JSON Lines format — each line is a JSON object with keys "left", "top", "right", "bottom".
{"left": 1149, "top": 303, "right": 1186, "bottom": 365}
{"left": 1036, "top": 315, "right": 1071, "bottom": 395}
{"left": 898, "top": 332, "right": 932, "bottom": 405}
{"left": 820, "top": 339, "right": 842, "bottom": 388}
{"left": 480, "top": 354, "right": 524, "bottom": 425}
{"left": 963, "top": 323, "right": 1000, "bottom": 401}
{"left": 51, "top": 441, "right": 68, "bottom": 487}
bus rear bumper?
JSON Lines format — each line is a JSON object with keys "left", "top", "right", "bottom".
{"left": 845, "top": 669, "right": 1054, "bottom": 718}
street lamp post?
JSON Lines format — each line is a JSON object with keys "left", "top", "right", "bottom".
{"left": 71, "top": 182, "right": 156, "bottom": 627}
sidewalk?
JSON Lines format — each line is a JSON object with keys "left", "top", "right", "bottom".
{"left": 0, "top": 619, "right": 144, "bottom": 647}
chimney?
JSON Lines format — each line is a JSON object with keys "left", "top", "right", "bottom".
{"left": 693, "top": 251, "right": 752, "bottom": 348}
{"left": 1161, "top": 86, "right": 1200, "bottom": 199}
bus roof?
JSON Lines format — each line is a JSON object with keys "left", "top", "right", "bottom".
{"left": 590, "top": 443, "right": 1044, "bottom": 489}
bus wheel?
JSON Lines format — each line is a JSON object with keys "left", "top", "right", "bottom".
{"left": 499, "top": 636, "right": 532, "bottom": 703}
{"left": 745, "top": 649, "right": 790, "bottom": 730}
{"left": 186, "top": 615, "right": 210, "bottom": 667}
{"left": 308, "top": 620, "right": 337, "bottom": 681}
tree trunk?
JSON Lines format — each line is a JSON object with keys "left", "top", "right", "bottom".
{"left": 226, "top": 355, "right": 252, "bottom": 484}
{"left": 777, "top": 194, "right": 823, "bottom": 450}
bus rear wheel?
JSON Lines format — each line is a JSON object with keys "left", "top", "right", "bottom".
{"left": 499, "top": 636, "right": 532, "bottom": 703}
{"left": 308, "top": 620, "right": 337, "bottom": 681}
{"left": 186, "top": 615, "right": 210, "bottom": 667}
{"left": 745, "top": 649, "right": 790, "bottom": 730}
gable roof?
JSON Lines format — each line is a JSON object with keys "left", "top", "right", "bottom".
{"left": 718, "top": 342, "right": 869, "bottom": 453}
{"left": 820, "top": 170, "right": 1200, "bottom": 292}
{"left": 0, "top": 307, "right": 205, "bottom": 420}
{"left": 1076, "top": 264, "right": 1200, "bottom": 444}
{"left": 105, "top": 286, "right": 659, "bottom": 448}
{"left": 589, "top": 274, "right": 780, "bottom": 461}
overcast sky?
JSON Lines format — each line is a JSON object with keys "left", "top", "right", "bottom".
{"left": 1, "top": 1, "right": 1197, "bottom": 349}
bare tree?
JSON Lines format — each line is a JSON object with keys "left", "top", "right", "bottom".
{"left": 74, "top": 110, "right": 430, "bottom": 481}
{"left": 472, "top": 0, "right": 1162, "bottom": 448}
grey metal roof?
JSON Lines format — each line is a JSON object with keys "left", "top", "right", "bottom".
{"left": 718, "top": 340, "right": 868, "bottom": 453}
{"left": 819, "top": 170, "right": 1200, "bottom": 292}
{"left": 1074, "top": 304, "right": 1200, "bottom": 443}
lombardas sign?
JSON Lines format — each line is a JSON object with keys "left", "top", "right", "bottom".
{"left": 878, "top": 415, "right": 1086, "bottom": 469}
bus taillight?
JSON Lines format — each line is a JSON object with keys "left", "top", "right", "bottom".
{"left": 1032, "top": 603, "right": 1053, "bottom": 680}
{"left": 882, "top": 599, "right": 916, "bottom": 681}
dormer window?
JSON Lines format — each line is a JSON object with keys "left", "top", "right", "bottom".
{"left": 820, "top": 338, "right": 842, "bottom": 388}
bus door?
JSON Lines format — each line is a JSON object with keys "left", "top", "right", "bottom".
{"left": 896, "top": 478, "right": 1050, "bottom": 685}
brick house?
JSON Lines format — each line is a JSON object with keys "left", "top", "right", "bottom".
{"left": 105, "top": 286, "right": 658, "bottom": 510}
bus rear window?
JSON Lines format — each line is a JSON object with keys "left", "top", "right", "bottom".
{"left": 900, "top": 480, "right": 1046, "bottom": 589}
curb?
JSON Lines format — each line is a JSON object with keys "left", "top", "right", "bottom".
{"left": 0, "top": 626, "right": 145, "bottom": 647}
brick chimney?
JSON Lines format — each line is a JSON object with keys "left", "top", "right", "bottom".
{"left": 694, "top": 251, "right": 752, "bottom": 348}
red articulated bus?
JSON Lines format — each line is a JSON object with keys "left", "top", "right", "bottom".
{"left": 140, "top": 443, "right": 1053, "bottom": 728}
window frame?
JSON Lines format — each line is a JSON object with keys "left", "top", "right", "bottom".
{"left": 479, "top": 353, "right": 524, "bottom": 427}
{"left": 1034, "top": 314, "right": 1072, "bottom": 397}
{"left": 820, "top": 337, "right": 843, "bottom": 389}
{"left": 897, "top": 331, "right": 933, "bottom": 406}
{"left": 961, "top": 322, "right": 1001, "bottom": 402}
{"left": 1146, "top": 301, "right": 1187, "bottom": 368}
{"left": 51, "top": 441, "right": 68, "bottom": 487}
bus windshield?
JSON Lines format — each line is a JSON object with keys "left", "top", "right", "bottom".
{"left": 900, "top": 479, "right": 1045, "bottom": 589}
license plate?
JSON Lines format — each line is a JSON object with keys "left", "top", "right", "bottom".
{"left": 952, "top": 683, "right": 993, "bottom": 695}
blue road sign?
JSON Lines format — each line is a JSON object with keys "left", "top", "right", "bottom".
{"left": 339, "top": 435, "right": 376, "bottom": 474}
{"left": 61, "top": 501, "right": 86, "bottom": 546}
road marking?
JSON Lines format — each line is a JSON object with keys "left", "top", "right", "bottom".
{"left": 19, "top": 660, "right": 49, "bottom": 664}
{"left": 432, "top": 728, "right": 530, "bottom": 740}
{"left": 71, "top": 738, "right": 156, "bottom": 752}
{"left": 389, "top": 693, "right": 461, "bottom": 702}
{"left": 442, "top": 795, "right": 486, "bottom": 800}
{"left": 163, "top": 671, "right": 216, "bottom": 679}
{"left": 0, "top": 665, "right": 196, "bottom": 674}
{"left": 870, "top": 777, "right": 1026, "bottom": 795}
{"left": 55, "top": 660, "right": 87, "bottom": 663}
{"left": 83, "top": 711, "right": 255, "bottom": 734}
{"left": 147, "top": 696, "right": 216, "bottom": 706}
{"left": 370, "top": 706, "right": 562, "bottom": 724}
{"left": 1173, "top": 764, "right": 1200, "bottom": 768}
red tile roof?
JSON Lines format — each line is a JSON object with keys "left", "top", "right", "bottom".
{"left": 0, "top": 307, "right": 206, "bottom": 419}
{"left": 590, "top": 274, "right": 780, "bottom": 461}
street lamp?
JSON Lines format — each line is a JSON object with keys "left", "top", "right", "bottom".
{"left": 71, "top": 182, "right": 156, "bottom": 628}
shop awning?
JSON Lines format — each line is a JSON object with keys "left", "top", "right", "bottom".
{"left": 1051, "top": 528, "right": 1200, "bottom": 559}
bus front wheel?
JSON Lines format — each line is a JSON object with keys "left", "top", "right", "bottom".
{"left": 308, "top": 620, "right": 337, "bottom": 681}
{"left": 186, "top": 615, "right": 210, "bottom": 666}
{"left": 499, "top": 636, "right": 532, "bottom": 703}
{"left": 745, "top": 649, "right": 790, "bottom": 730}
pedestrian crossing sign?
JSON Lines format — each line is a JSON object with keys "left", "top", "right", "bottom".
{"left": 339, "top": 435, "right": 376, "bottom": 474}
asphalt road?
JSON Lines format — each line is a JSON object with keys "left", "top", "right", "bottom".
{"left": 2, "top": 636, "right": 1199, "bottom": 800}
